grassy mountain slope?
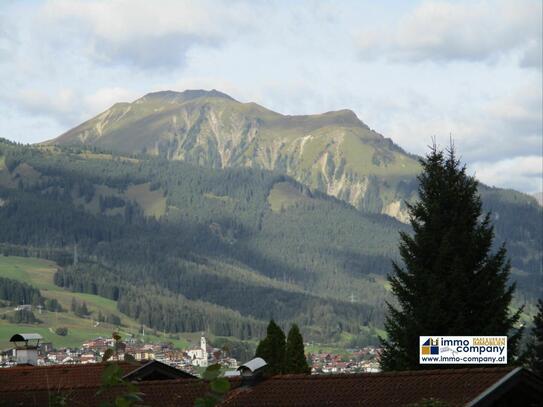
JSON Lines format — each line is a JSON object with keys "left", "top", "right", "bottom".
{"left": 49, "top": 90, "right": 420, "bottom": 220}
{"left": 0, "top": 255, "right": 193, "bottom": 349}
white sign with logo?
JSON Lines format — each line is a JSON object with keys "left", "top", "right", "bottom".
{"left": 419, "top": 336, "right": 507, "bottom": 364}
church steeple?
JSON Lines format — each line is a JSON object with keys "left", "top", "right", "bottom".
{"left": 201, "top": 335, "right": 206, "bottom": 353}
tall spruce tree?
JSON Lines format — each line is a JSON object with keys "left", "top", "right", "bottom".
{"left": 528, "top": 299, "right": 543, "bottom": 376}
{"left": 380, "top": 145, "right": 523, "bottom": 371}
{"left": 285, "top": 324, "right": 310, "bottom": 374}
{"left": 255, "top": 320, "right": 286, "bottom": 375}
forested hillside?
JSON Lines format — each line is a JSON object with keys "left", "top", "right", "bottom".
{"left": 0, "top": 139, "right": 540, "bottom": 344}
{"left": 0, "top": 140, "right": 406, "bottom": 343}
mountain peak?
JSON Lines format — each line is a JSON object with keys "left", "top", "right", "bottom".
{"left": 324, "top": 109, "right": 366, "bottom": 126}
{"left": 138, "top": 89, "right": 237, "bottom": 104}
{"left": 48, "top": 90, "right": 423, "bottom": 219}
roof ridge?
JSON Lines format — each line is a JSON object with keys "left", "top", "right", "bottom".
{"left": 1, "top": 361, "right": 136, "bottom": 371}
{"left": 125, "top": 378, "right": 201, "bottom": 386}
{"left": 268, "top": 367, "right": 515, "bottom": 380}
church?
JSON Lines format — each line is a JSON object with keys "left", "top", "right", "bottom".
{"left": 186, "top": 336, "right": 208, "bottom": 367}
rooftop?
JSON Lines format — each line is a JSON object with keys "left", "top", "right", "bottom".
{"left": 223, "top": 367, "right": 538, "bottom": 407}
{"left": 9, "top": 333, "right": 43, "bottom": 342}
{"left": 0, "top": 365, "right": 540, "bottom": 406}
{"left": 0, "top": 362, "right": 138, "bottom": 391}
{"left": 0, "top": 359, "right": 195, "bottom": 392}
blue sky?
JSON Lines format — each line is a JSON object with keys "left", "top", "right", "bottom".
{"left": 1, "top": 0, "right": 541, "bottom": 193}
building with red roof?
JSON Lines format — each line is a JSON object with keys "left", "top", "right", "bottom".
{"left": 0, "top": 363, "right": 540, "bottom": 406}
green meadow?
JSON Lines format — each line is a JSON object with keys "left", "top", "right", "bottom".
{"left": 0, "top": 255, "right": 193, "bottom": 350}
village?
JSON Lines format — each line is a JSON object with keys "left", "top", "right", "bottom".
{"left": 0, "top": 334, "right": 233, "bottom": 376}
{"left": 0, "top": 1, "right": 541, "bottom": 404}
{"left": 0, "top": 332, "right": 381, "bottom": 376}
{"left": 309, "top": 347, "right": 380, "bottom": 374}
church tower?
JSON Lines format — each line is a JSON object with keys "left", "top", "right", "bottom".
{"left": 201, "top": 335, "right": 207, "bottom": 354}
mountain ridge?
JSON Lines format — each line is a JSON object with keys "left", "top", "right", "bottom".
{"left": 48, "top": 89, "right": 421, "bottom": 221}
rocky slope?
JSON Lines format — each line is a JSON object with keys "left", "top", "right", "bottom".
{"left": 50, "top": 90, "right": 421, "bottom": 220}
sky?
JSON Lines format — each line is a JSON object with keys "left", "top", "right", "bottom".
{"left": 0, "top": 0, "right": 541, "bottom": 194}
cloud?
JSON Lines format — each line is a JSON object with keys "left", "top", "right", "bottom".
{"left": 367, "top": 77, "right": 542, "bottom": 194}
{"left": 471, "top": 156, "right": 543, "bottom": 193}
{"left": 9, "top": 86, "right": 140, "bottom": 127}
{"left": 0, "top": 108, "right": 66, "bottom": 145}
{"left": 0, "top": 14, "right": 18, "bottom": 63}
{"left": 376, "top": 79, "right": 542, "bottom": 163}
{"left": 13, "top": 89, "right": 77, "bottom": 120}
{"left": 485, "top": 85, "right": 542, "bottom": 133}
{"left": 84, "top": 87, "right": 140, "bottom": 113}
{"left": 520, "top": 39, "right": 543, "bottom": 70}
{"left": 467, "top": 85, "right": 542, "bottom": 161}
{"left": 39, "top": 0, "right": 257, "bottom": 69}
{"left": 356, "top": 0, "right": 542, "bottom": 68}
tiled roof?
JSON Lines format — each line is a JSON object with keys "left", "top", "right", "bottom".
{"left": 221, "top": 367, "right": 519, "bottom": 407}
{"left": 123, "top": 359, "right": 197, "bottom": 380}
{"left": 0, "top": 362, "right": 139, "bottom": 391}
{"left": 1, "top": 365, "right": 540, "bottom": 407}
{"left": 0, "top": 378, "right": 209, "bottom": 407}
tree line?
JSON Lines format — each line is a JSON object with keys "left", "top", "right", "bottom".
{"left": 0, "top": 276, "right": 43, "bottom": 306}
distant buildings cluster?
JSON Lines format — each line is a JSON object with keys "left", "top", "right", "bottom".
{"left": 0, "top": 334, "right": 237, "bottom": 375}
{"left": 0, "top": 332, "right": 384, "bottom": 376}
{"left": 309, "top": 346, "right": 380, "bottom": 374}
{"left": 1, "top": 335, "right": 386, "bottom": 378}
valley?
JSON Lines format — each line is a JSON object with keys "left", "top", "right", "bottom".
{"left": 0, "top": 91, "right": 540, "bottom": 348}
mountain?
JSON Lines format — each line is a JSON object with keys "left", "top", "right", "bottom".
{"left": 50, "top": 90, "right": 421, "bottom": 221}
{"left": 2, "top": 90, "right": 541, "bottom": 346}
{"left": 0, "top": 139, "right": 411, "bottom": 345}
{"left": 0, "top": 139, "right": 539, "bottom": 346}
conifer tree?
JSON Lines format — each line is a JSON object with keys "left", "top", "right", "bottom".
{"left": 80, "top": 301, "right": 89, "bottom": 316}
{"left": 529, "top": 299, "right": 543, "bottom": 376}
{"left": 255, "top": 320, "right": 286, "bottom": 374}
{"left": 380, "top": 144, "right": 522, "bottom": 371}
{"left": 285, "top": 324, "right": 310, "bottom": 374}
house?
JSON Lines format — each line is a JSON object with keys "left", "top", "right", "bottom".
{"left": 0, "top": 348, "right": 14, "bottom": 365}
{"left": 0, "top": 359, "right": 198, "bottom": 406}
{"left": 123, "top": 359, "right": 196, "bottom": 381}
{"left": 14, "top": 304, "right": 32, "bottom": 311}
{"left": 0, "top": 363, "right": 540, "bottom": 406}
{"left": 80, "top": 353, "right": 98, "bottom": 364}
{"left": 82, "top": 337, "right": 109, "bottom": 351}
{"left": 38, "top": 342, "right": 53, "bottom": 353}
{"left": 10, "top": 333, "right": 43, "bottom": 365}
{"left": 134, "top": 350, "right": 155, "bottom": 361}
